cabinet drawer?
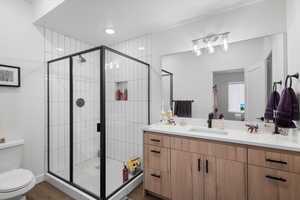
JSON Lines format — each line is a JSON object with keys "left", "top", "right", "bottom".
{"left": 144, "top": 169, "right": 171, "bottom": 198}
{"left": 144, "top": 132, "right": 170, "bottom": 148}
{"left": 144, "top": 145, "right": 170, "bottom": 171}
{"left": 248, "top": 165, "right": 300, "bottom": 200}
{"left": 248, "top": 148, "right": 300, "bottom": 174}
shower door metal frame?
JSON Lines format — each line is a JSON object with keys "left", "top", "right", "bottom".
{"left": 47, "top": 45, "right": 150, "bottom": 200}
{"left": 161, "top": 69, "right": 173, "bottom": 111}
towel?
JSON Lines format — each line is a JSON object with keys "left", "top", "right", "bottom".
{"left": 174, "top": 101, "right": 192, "bottom": 118}
{"left": 275, "top": 87, "right": 299, "bottom": 128}
{"left": 264, "top": 91, "right": 280, "bottom": 120}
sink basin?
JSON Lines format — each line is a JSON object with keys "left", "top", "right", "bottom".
{"left": 189, "top": 127, "right": 228, "bottom": 135}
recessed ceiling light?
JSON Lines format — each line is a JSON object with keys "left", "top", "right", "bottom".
{"left": 138, "top": 46, "right": 145, "bottom": 51}
{"left": 105, "top": 28, "right": 115, "bottom": 35}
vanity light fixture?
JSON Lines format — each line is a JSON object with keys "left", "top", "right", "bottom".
{"left": 192, "top": 32, "right": 230, "bottom": 56}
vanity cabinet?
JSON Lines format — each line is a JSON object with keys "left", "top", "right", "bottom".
{"left": 144, "top": 132, "right": 246, "bottom": 200}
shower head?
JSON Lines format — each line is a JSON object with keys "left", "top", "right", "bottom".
{"left": 78, "top": 54, "right": 87, "bottom": 63}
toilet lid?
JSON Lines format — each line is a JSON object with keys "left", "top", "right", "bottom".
{"left": 0, "top": 169, "right": 34, "bottom": 193}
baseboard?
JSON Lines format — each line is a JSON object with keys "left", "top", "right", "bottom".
{"left": 35, "top": 174, "right": 45, "bottom": 184}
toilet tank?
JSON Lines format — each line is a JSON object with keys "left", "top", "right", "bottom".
{"left": 0, "top": 139, "right": 24, "bottom": 174}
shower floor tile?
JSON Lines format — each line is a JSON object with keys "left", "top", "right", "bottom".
{"left": 74, "top": 157, "right": 127, "bottom": 197}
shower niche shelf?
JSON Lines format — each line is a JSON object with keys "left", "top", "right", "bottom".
{"left": 115, "top": 81, "right": 128, "bottom": 101}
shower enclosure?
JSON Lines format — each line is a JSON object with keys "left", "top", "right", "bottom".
{"left": 47, "top": 46, "right": 150, "bottom": 199}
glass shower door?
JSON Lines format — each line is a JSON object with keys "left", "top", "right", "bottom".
{"left": 48, "top": 58, "right": 70, "bottom": 182}
{"left": 72, "top": 51, "right": 101, "bottom": 198}
{"left": 104, "top": 47, "right": 149, "bottom": 198}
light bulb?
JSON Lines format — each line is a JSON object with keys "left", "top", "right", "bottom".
{"left": 223, "top": 38, "right": 229, "bottom": 51}
{"left": 207, "top": 43, "right": 215, "bottom": 54}
{"left": 196, "top": 49, "right": 202, "bottom": 56}
{"left": 193, "top": 44, "right": 199, "bottom": 52}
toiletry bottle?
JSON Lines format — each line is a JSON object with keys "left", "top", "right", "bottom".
{"left": 160, "top": 106, "right": 166, "bottom": 123}
{"left": 115, "top": 89, "right": 121, "bottom": 101}
{"left": 123, "top": 162, "right": 129, "bottom": 182}
{"left": 123, "top": 89, "right": 128, "bottom": 101}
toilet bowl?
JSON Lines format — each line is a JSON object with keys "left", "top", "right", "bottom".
{"left": 0, "top": 169, "right": 36, "bottom": 200}
{"left": 0, "top": 140, "right": 36, "bottom": 200}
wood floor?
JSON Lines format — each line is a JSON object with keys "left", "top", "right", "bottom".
{"left": 26, "top": 182, "right": 74, "bottom": 200}
{"left": 26, "top": 182, "right": 159, "bottom": 200}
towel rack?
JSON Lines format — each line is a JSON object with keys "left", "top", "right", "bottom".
{"left": 285, "top": 73, "right": 299, "bottom": 88}
{"left": 273, "top": 80, "right": 282, "bottom": 91}
{"left": 172, "top": 100, "right": 194, "bottom": 102}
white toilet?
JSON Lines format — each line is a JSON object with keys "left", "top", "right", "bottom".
{"left": 0, "top": 140, "right": 36, "bottom": 200}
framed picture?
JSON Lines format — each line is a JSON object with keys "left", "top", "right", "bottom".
{"left": 0, "top": 64, "right": 20, "bottom": 87}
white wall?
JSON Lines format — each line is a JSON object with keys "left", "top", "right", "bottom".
{"left": 286, "top": 0, "right": 300, "bottom": 127}
{"left": 0, "top": 0, "right": 44, "bottom": 180}
{"left": 0, "top": 1, "right": 44, "bottom": 61}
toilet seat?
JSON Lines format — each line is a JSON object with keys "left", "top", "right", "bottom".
{"left": 0, "top": 169, "right": 36, "bottom": 200}
{"left": 0, "top": 169, "right": 34, "bottom": 193}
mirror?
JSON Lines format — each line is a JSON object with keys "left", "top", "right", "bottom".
{"left": 161, "top": 33, "right": 287, "bottom": 121}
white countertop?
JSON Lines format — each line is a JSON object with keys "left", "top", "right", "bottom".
{"left": 144, "top": 123, "right": 300, "bottom": 152}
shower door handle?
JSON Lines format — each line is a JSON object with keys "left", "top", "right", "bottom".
{"left": 97, "top": 123, "right": 101, "bottom": 133}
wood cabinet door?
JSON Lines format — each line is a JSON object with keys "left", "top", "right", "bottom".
{"left": 204, "top": 156, "right": 217, "bottom": 200}
{"left": 216, "top": 159, "right": 246, "bottom": 200}
{"left": 277, "top": 170, "right": 300, "bottom": 200}
{"left": 171, "top": 149, "right": 193, "bottom": 200}
{"left": 192, "top": 153, "right": 204, "bottom": 200}
{"left": 248, "top": 165, "right": 278, "bottom": 200}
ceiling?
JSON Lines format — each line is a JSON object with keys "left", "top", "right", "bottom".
{"left": 36, "top": 0, "right": 263, "bottom": 45}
